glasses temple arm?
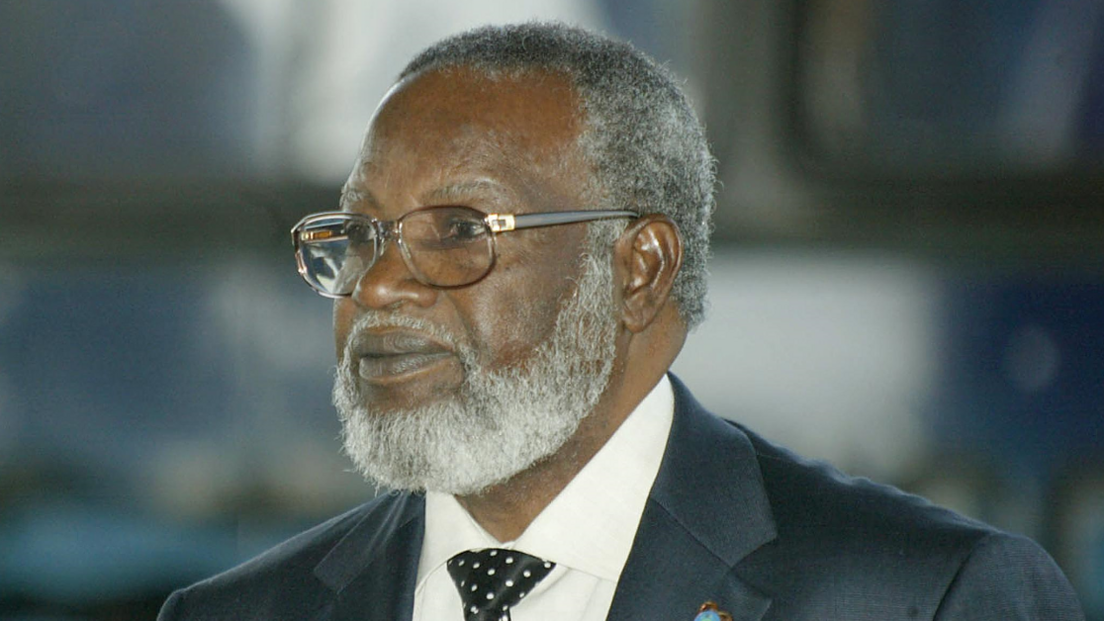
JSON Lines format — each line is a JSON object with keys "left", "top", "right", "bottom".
{"left": 502, "top": 210, "right": 637, "bottom": 231}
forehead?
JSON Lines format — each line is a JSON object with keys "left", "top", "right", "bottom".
{"left": 343, "top": 67, "right": 588, "bottom": 212}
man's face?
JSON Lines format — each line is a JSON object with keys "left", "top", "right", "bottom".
{"left": 331, "top": 68, "right": 621, "bottom": 494}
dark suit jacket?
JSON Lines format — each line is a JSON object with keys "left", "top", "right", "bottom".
{"left": 159, "top": 375, "right": 1085, "bottom": 620}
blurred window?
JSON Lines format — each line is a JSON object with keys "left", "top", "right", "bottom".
{"left": 798, "top": 0, "right": 1104, "bottom": 173}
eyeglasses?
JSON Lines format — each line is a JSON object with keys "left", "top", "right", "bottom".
{"left": 291, "top": 205, "right": 637, "bottom": 297}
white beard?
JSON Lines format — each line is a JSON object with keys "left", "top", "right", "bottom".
{"left": 332, "top": 250, "right": 618, "bottom": 495}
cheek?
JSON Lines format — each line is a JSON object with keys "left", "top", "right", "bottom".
{"left": 461, "top": 263, "right": 576, "bottom": 368}
{"left": 471, "top": 229, "right": 589, "bottom": 358}
{"left": 332, "top": 299, "right": 357, "bottom": 360}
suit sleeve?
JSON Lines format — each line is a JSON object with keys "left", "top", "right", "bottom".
{"left": 933, "top": 532, "right": 1085, "bottom": 621}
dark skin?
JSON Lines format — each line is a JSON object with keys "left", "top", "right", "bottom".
{"left": 334, "top": 66, "right": 688, "bottom": 541}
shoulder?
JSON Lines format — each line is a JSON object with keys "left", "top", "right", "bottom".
{"left": 157, "top": 493, "right": 418, "bottom": 621}
{"left": 745, "top": 426, "right": 990, "bottom": 545}
{"left": 735, "top": 425, "right": 1084, "bottom": 619}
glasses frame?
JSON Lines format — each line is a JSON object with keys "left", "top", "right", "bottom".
{"left": 291, "top": 206, "right": 638, "bottom": 297}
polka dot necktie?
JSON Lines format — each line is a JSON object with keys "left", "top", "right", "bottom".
{"left": 446, "top": 548, "right": 555, "bottom": 621}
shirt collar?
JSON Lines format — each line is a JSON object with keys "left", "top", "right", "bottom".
{"left": 416, "top": 376, "right": 674, "bottom": 585}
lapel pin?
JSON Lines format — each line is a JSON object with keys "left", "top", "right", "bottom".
{"left": 694, "top": 601, "right": 733, "bottom": 621}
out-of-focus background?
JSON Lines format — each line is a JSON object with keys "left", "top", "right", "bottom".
{"left": 1, "top": 0, "right": 1102, "bottom": 618}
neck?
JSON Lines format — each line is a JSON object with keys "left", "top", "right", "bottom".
{"left": 455, "top": 307, "right": 687, "bottom": 541}
{"left": 453, "top": 389, "right": 629, "bottom": 541}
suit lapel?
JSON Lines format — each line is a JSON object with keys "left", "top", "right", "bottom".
{"left": 607, "top": 375, "right": 776, "bottom": 621}
{"left": 313, "top": 493, "right": 425, "bottom": 621}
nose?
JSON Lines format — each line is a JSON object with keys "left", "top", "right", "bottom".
{"left": 349, "top": 237, "right": 438, "bottom": 310}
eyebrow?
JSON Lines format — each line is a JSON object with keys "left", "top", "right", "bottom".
{"left": 338, "top": 187, "right": 373, "bottom": 210}
{"left": 425, "top": 179, "right": 511, "bottom": 204}
{"left": 338, "top": 178, "right": 512, "bottom": 213}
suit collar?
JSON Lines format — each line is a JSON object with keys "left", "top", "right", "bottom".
{"left": 607, "top": 374, "right": 776, "bottom": 621}
{"left": 651, "top": 374, "right": 776, "bottom": 564}
{"left": 314, "top": 492, "right": 425, "bottom": 621}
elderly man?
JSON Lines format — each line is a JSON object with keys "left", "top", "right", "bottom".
{"left": 159, "top": 22, "right": 1083, "bottom": 621}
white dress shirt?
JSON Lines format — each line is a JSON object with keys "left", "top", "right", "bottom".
{"left": 412, "top": 376, "right": 674, "bottom": 621}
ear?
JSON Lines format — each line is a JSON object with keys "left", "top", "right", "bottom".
{"left": 613, "top": 214, "right": 683, "bottom": 333}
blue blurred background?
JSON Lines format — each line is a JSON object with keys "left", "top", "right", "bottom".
{"left": 1, "top": 1, "right": 1102, "bottom": 619}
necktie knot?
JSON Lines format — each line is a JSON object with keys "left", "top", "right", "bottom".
{"left": 446, "top": 548, "right": 555, "bottom": 621}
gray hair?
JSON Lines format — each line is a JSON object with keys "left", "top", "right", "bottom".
{"left": 399, "top": 22, "right": 715, "bottom": 328}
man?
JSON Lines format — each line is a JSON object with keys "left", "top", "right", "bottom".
{"left": 159, "top": 22, "right": 1084, "bottom": 621}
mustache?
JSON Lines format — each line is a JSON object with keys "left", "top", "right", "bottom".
{"left": 339, "top": 312, "right": 473, "bottom": 374}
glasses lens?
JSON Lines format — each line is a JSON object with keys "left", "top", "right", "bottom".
{"left": 401, "top": 207, "right": 494, "bottom": 287}
{"left": 296, "top": 215, "right": 377, "bottom": 295}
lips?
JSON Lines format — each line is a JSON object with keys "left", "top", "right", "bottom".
{"left": 352, "top": 330, "right": 456, "bottom": 383}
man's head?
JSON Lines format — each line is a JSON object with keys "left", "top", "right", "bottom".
{"left": 319, "top": 23, "right": 714, "bottom": 495}
{"left": 399, "top": 22, "right": 715, "bottom": 327}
